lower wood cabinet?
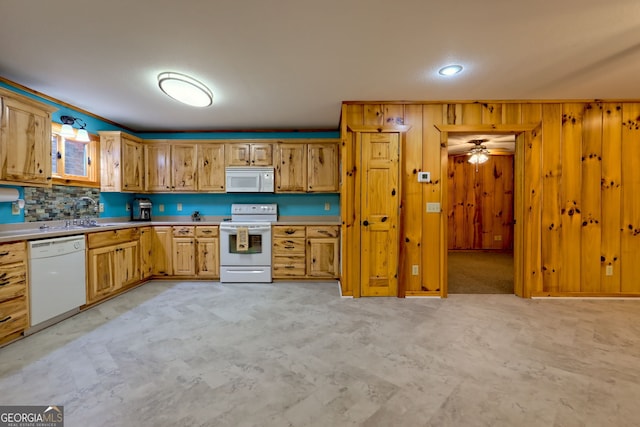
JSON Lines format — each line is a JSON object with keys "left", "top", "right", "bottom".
{"left": 272, "top": 225, "right": 339, "bottom": 279}
{"left": 151, "top": 226, "right": 173, "bottom": 276}
{"left": 171, "top": 226, "right": 219, "bottom": 278}
{"left": 86, "top": 228, "right": 141, "bottom": 305}
{"left": 139, "top": 226, "right": 153, "bottom": 279}
{"left": 0, "top": 241, "right": 28, "bottom": 345}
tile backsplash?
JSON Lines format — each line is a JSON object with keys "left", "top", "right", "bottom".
{"left": 24, "top": 185, "right": 100, "bottom": 222}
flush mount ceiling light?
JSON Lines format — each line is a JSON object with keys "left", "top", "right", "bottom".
{"left": 158, "top": 72, "right": 213, "bottom": 107}
{"left": 438, "top": 64, "right": 463, "bottom": 76}
{"left": 60, "top": 115, "right": 90, "bottom": 142}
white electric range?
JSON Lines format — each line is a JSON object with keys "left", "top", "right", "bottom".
{"left": 219, "top": 203, "right": 277, "bottom": 283}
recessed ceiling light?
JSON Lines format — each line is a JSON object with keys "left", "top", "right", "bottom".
{"left": 158, "top": 72, "right": 213, "bottom": 107}
{"left": 438, "top": 65, "right": 463, "bottom": 76}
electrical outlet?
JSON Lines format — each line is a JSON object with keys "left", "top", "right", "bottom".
{"left": 177, "top": 203, "right": 182, "bottom": 211}
{"left": 324, "top": 202, "right": 330, "bottom": 211}
{"left": 125, "top": 202, "right": 131, "bottom": 211}
{"left": 159, "top": 204, "right": 165, "bottom": 212}
{"left": 412, "top": 265, "right": 419, "bottom": 275}
{"left": 11, "top": 202, "right": 19, "bottom": 215}
{"left": 99, "top": 203, "right": 104, "bottom": 213}
{"left": 606, "top": 265, "right": 613, "bottom": 276}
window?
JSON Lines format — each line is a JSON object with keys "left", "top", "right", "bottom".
{"left": 51, "top": 123, "right": 99, "bottom": 186}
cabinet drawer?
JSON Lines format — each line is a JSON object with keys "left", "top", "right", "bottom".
{"left": 173, "top": 226, "right": 195, "bottom": 237}
{"left": 88, "top": 228, "right": 140, "bottom": 248}
{"left": 273, "top": 238, "right": 305, "bottom": 255}
{"left": 273, "top": 226, "right": 306, "bottom": 238}
{"left": 0, "top": 263, "right": 27, "bottom": 302}
{"left": 0, "top": 295, "right": 28, "bottom": 337}
{"left": 306, "top": 226, "right": 339, "bottom": 238}
{"left": 195, "top": 226, "right": 218, "bottom": 237}
{"left": 273, "top": 256, "right": 306, "bottom": 277}
{"left": 0, "top": 242, "right": 26, "bottom": 266}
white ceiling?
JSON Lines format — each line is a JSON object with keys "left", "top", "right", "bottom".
{"left": 2, "top": 0, "right": 640, "bottom": 131}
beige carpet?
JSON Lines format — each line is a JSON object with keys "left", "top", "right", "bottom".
{"left": 448, "top": 250, "right": 514, "bottom": 294}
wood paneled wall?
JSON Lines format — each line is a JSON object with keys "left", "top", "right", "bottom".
{"left": 447, "top": 155, "right": 514, "bottom": 250}
{"left": 341, "top": 101, "right": 640, "bottom": 297}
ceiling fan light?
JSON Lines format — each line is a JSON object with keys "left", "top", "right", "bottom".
{"left": 158, "top": 72, "right": 213, "bottom": 107}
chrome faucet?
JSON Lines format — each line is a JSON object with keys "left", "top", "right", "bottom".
{"left": 72, "top": 196, "right": 99, "bottom": 220}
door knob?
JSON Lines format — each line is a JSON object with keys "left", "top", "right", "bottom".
{"left": 362, "top": 220, "right": 369, "bottom": 226}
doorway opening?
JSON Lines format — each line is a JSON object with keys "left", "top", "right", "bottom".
{"left": 446, "top": 132, "right": 516, "bottom": 294}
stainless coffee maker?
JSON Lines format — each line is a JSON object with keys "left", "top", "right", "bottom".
{"left": 131, "top": 198, "right": 152, "bottom": 221}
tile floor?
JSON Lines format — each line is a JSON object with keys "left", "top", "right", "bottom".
{"left": 1, "top": 280, "right": 639, "bottom": 426}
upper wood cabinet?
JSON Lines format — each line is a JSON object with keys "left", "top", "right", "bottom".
{"left": 172, "top": 143, "right": 197, "bottom": 191}
{"left": 99, "top": 131, "right": 144, "bottom": 192}
{"left": 144, "top": 142, "right": 198, "bottom": 192}
{"left": 307, "top": 143, "right": 339, "bottom": 192}
{"left": 144, "top": 143, "right": 171, "bottom": 191}
{"left": 197, "top": 143, "right": 225, "bottom": 192}
{"left": 0, "top": 88, "right": 57, "bottom": 186}
{"left": 276, "top": 143, "right": 307, "bottom": 192}
{"left": 226, "top": 142, "right": 273, "bottom": 166}
{"left": 275, "top": 141, "right": 339, "bottom": 193}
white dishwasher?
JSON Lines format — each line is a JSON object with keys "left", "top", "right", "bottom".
{"left": 27, "top": 235, "right": 87, "bottom": 333}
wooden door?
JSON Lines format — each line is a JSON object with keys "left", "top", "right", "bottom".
{"left": 1, "top": 96, "right": 52, "bottom": 184}
{"left": 172, "top": 144, "right": 197, "bottom": 191}
{"left": 99, "top": 133, "right": 121, "bottom": 192}
{"left": 307, "top": 237, "right": 339, "bottom": 277}
{"left": 250, "top": 143, "right": 273, "bottom": 166}
{"left": 196, "top": 238, "right": 219, "bottom": 277}
{"left": 139, "top": 227, "right": 153, "bottom": 279}
{"left": 116, "top": 241, "right": 140, "bottom": 287}
{"left": 359, "top": 132, "right": 400, "bottom": 296}
{"left": 197, "top": 143, "right": 225, "bottom": 191}
{"left": 276, "top": 143, "right": 306, "bottom": 192}
{"left": 226, "top": 143, "right": 251, "bottom": 166}
{"left": 145, "top": 143, "right": 171, "bottom": 191}
{"left": 151, "top": 226, "right": 172, "bottom": 276}
{"left": 87, "top": 246, "right": 117, "bottom": 303}
{"left": 308, "top": 143, "right": 339, "bottom": 192}
{"left": 121, "top": 138, "right": 144, "bottom": 191}
{"left": 172, "top": 237, "right": 195, "bottom": 276}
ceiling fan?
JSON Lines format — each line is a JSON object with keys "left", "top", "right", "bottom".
{"left": 467, "top": 139, "right": 489, "bottom": 170}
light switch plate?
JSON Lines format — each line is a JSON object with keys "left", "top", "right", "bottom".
{"left": 99, "top": 203, "right": 104, "bottom": 213}
{"left": 159, "top": 204, "right": 165, "bottom": 212}
{"left": 426, "top": 202, "right": 440, "bottom": 213}
{"left": 177, "top": 203, "right": 182, "bottom": 211}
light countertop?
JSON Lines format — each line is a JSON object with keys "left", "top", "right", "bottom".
{"left": 0, "top": 216, "right": 341, "bottom": 243}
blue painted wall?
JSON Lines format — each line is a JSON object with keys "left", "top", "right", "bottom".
{"left": 0, "top": 83, "right": 340, "bottom": 223}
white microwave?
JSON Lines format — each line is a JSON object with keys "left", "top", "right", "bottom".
{"left": 225, "top": 167, "right": 275, "bottom": 193}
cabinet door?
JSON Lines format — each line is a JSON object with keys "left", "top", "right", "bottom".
{"left": 152, "top": 227, "right": 173, "bottom": 276}
{"left": 308, "top": 143, "right": 339, "bottom": 192}
{"left": 100, "top": 133, "right": 122, "bottom": 192}
{"left": 250, "top": 143, "right": 273, "bottom": 166}
{"left": 139, "top": 227, "right": 153, "bottom": 279}
{"left": 198, "top": 143, "right": 225, "bottom": 191}
{"left": 0, "top": 95, "right": 52, "bottom": 184}
{"left": 172, "top": 144, "right": 197, "bottom": 191}
{"left": 173, "top": 237, "right": 195, "bottom": 276}
{"left": 122, "top": 138, "right": 144, "bottom": 191}
{"left": 145, "top": 143, "right": 171, "bottom": 191}
{"left": 226, "top": 143, "right": 251, "bottom": 166}
{"left": 196, "top": 237, "right": 219, "bottom": 277}
{"left": 87, "top": 246, "right": 118, "bottom": 304}
{"left": 116, "top": 240, "right": 140, "bottom": 287}
{"left": 276, "top": 143, "right": 306, "bottom": 192}
{"left": 306, "top": 237, "right": 339, "bottom": 277}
